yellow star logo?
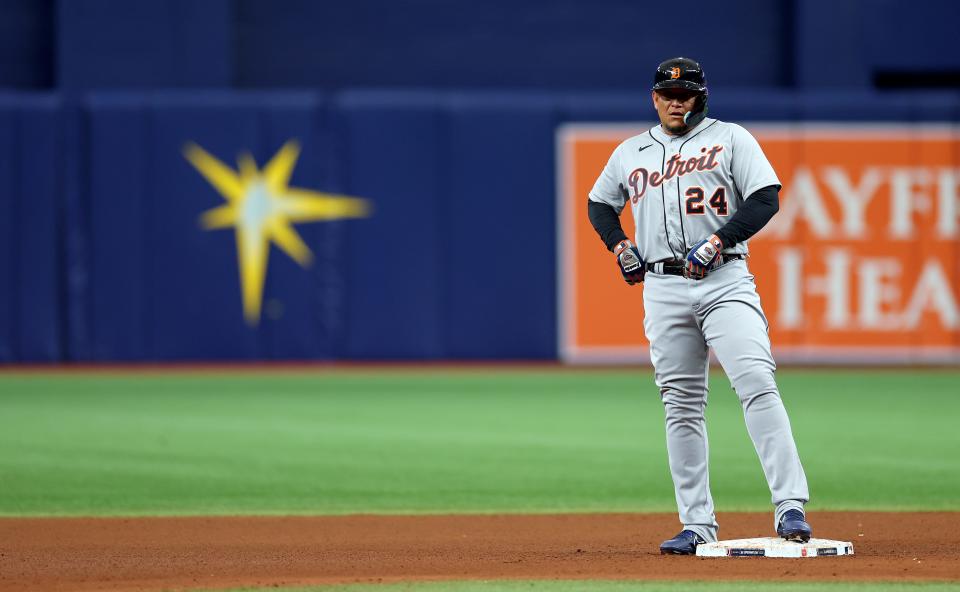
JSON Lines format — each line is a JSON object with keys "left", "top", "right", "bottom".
{"left": 184, "top": 140, "right": 369, "bottom": 326}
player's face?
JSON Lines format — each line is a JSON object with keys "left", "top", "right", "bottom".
{"left": 652, "top": 89, "right": 699, "bottom": 135}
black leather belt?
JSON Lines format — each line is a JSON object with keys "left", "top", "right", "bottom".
{"left": 646, "top": 254, "right": 744, "bottom": 276}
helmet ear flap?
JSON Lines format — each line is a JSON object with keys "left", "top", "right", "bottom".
{"left": 682, "top": 92, "right": 709, "bottom": 128}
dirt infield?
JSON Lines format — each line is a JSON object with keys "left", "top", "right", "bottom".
{"left": 2, "top": 512, "right": 958, "bottom": 591}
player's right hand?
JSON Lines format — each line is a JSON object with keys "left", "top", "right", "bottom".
{"left": 614, "top": 239, "right": 645, "bottom": 285}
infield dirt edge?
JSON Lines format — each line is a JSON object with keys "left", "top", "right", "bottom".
{"left": 3, "top": 511, "right": 959, "bottom": 592}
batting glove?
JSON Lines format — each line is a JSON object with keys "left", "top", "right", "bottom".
{"left": 614, "top": 239, "right": 645, "bottom": 285}
{"left": 683, "top": 234, "right": 723, "bottom": 280}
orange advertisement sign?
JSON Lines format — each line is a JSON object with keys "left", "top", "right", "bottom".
{"left": 558, "top": 124, "right": 960, "bottom": 364}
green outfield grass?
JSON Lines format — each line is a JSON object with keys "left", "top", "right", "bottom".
{"left": 0, "top": 369, "right": 957, "bottom": 516}
{"left": 217, "top": 580, "right": 960, "bottom": 592}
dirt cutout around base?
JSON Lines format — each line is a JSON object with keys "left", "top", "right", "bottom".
{"left": 2, "top": 512, "right": 958, "bottom": 592}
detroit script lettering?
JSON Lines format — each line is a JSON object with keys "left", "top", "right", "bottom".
{"left": 628, "top": 145, "right": 724, "bottom": 203}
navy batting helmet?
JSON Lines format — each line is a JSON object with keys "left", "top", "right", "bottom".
{"left": 652, "top": 57, "right": 707, "bottom": 93}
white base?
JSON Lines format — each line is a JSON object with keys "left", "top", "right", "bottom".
{"left": 696, "top": 537, "right": 854, "bottom": 558}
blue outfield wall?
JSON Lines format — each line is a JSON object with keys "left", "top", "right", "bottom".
{"left": 0, "top": 94, "right": 62, "bottom": 362}
{"left": 1, "top": 90, "right": 959, "bottom": 362}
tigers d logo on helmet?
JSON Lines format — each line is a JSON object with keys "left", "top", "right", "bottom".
{"left": 653, "top": 57, "right": 707, "bottom": 93}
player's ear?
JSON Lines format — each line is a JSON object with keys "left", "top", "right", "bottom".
{"left": 651, "top": 91, "right": 658, "bottom": 109}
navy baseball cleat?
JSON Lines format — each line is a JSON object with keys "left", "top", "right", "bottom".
{"left": 659, "top": 529, "right": 706, "bottom": 555}
{"left": 777, "top": 509, "right": 813, "bottom": 542}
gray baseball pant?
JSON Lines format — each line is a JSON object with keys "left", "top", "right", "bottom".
{"left": 642, "top": 259, "right": 809, "bottom": 542}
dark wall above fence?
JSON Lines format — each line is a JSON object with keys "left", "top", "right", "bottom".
{"left": 2, "top": 0, "right": 958, "bottom": 91}
{"left": 0, "top": 0, "right": 53, "bottom": 88}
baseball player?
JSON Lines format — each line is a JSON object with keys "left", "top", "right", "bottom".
{"left": 587, "top": 57, "right": 812, "bottom": 555}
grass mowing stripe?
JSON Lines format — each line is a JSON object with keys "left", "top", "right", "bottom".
{"left": 210, "top": 580, "right": 960, "bottom": 592}
{"left": 0, "top": 370, "right": 958, "bottom": 516}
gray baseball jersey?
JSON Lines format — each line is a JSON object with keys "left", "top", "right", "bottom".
{"left": 588, "top": 118, "right": 780, "bottom": 261}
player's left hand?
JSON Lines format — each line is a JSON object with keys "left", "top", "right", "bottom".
{"left": 683, "top": 234, "right": 723, "bottom": 280}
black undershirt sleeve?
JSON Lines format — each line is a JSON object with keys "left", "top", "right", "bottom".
{"left": 587, "top": 199, "right": 629, "bottom": 252}
{"left": 713, "top": 184, "right": 780, "bottom": 249}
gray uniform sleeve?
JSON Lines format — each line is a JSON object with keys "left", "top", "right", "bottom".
{"left": 588, "top": 145, "right": 626, "bottom": 214}
{"left": 729, "top": 125, "right": 781, "bottom": 199}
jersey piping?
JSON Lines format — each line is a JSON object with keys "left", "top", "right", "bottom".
{"left": 646, "top": 130, "right": 676, "bottom": 259}
{"left": 676, "top": 119, "right": 719, "bottom": 251}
